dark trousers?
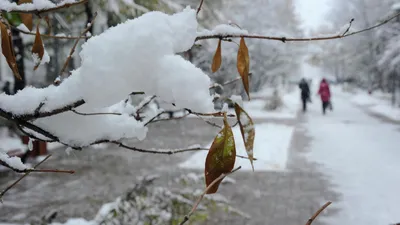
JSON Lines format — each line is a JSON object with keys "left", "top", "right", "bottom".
{"left": 322, "top": 101, "right": 330, "bottom": 114}
{"left": 301, "top": 97, "right": 307, "bottom": 112}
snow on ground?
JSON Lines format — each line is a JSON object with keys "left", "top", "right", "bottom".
{"left": 226, "top": 89, "right": 300, "bottom": 120}
{"left": 303, "top": 65, "right": 400, "bottom": 225}
{"left": 350, "top": 90, "right": 400, "bottom": 121}
{"left": 179, "top": 123, "right": 294, "bottom": 171}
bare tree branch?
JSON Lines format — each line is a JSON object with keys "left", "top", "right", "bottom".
{"left": 0, "top": 155, "right": 51, "bottom": 201}
{"left": 196, "top": 12, "right": 400, "bottom": 42}
{"left": 7, "top": 100, "right": 86, "bottom": 121}
{"left": 1, "top": 0, "right": 88, "bottom": 14}
{"left": 60, "top": 11, "right": 98, "bottom": 77}
{"left": 196, "top": 0, "right": 204, "bottom": 15}
{"left": 11, "top": 26, "right": 89, "bottom": 40}
{"left": 305, "top": 201, "right": 332, "bottom": 225}
{"left": 179, "top": 166, "right": 242, "bottom": 225}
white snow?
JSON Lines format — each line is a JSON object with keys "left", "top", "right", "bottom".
{"left": 302, "top": 63, "right": 400, "bottom": 225}
{"left": 351, "top": 90, "right": 400, "bottom": 121}
{"left": 179, "top": 123, "right": 294, "bottom": 171}
{"left": 197, "top": 24, "right": 248, "bottom": 36}
{"left": 0, "top": 152, "right": 29, "bottom": 170}
{"left": 0, "top": 7, "right": 214, "bottom": 147}
{"left": 16, "top": 24, "right": 30, "bottom": 32}
{"left": 0, "top": 0, "right": 79, "bottom": 12}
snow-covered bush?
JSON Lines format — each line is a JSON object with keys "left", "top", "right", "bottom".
{"left": 28, "top": 173, "right": 246, "bottom": 225}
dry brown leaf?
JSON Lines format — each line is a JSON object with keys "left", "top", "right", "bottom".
{"left": 18, "top": 0, "right": 33, "bottom": 31}
{"left": 234, "top": 103, "right": 255, "bottom": 171}
{"left": 0, "top": 22, "right": 21, "bottom": 80}
{"left": 237, "top": 37, "right": 250, "bottom": 99}
{"left": 205, "top": 114, "right": 236, "bottom": 194}
{"left": 211, "top": 39, "right": 222, "bottom": 72}
{"left": 31, "top": 24, "right": 44, "bottom": 70}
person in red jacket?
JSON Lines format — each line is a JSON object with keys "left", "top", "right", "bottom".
{"left": 318, "top": 78, "right": 331, "bottom": 115}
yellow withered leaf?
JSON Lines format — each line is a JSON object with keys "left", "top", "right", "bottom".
{"left": 237, "top": 37, "right": 250, "bottom": 100}
{"left": 234, "top": 103, "right": 255, "bottom": 171}
{"left": 211, "top": 39, "right": 222, "bottom": 73}
{"left": 0, "top": 22, "right": 21, "bottom": 80}
{"left": 32, "top": 25, "right": 44, "bottom": 70}
{"left": 205, "top": 114, "right": 236, "bottom": 194}
{"left": 18, "top": 0, "right": 33, "bottom": 31}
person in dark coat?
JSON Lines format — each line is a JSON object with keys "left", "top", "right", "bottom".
{"left": 298, "top": 78, "right": 310, "bottom": 112}
{"left": 318, "top": 78, "right": 331, "bottom": 115}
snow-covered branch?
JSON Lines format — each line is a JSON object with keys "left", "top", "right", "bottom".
{"left": 0, "top": 0, "right": 88, "bottom": 14}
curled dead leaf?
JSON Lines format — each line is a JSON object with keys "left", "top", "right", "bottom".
{"left": 237, "top": 37, "right": 250, "bottom": 100}
{"left": 31, "top": 24, "right": 44, "bottom": 70}
{"left": 0, "top": 21, "right": 21, "bottom": 80}
{"left": 205, "top": 114, "right": 236, "bottom": 194}
{"left": 234, "top": 103, "right": 255, "bottom": 171}
{"left": 211, "top": 39, "right": 222, "bottom": 72}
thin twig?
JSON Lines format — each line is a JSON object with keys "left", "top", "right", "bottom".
{"left": 0, "top": 155, "right": 52, "bottom": 201}
{"left": 2, "top": 0, "right": 88, "bottom": 14}
{"left": 342, "top": 18, "right": 355, "bottom": 36}
{"left": 305, "top": 201, "right": 332, "bottom": 225}
{"left": 185, "top": 108, "right": 235, "bottom": 118}
{"left": 214, "top": 73, "right": 253, "bottom": 87}
{"left": 196, "top": 12, "right": 400, "bottom": 42}
{"left": 26, "top": 168, "right": 75, "bottom": 174}
{"left": 196, "top": 0, "right": 204, "bottom": 15}
{"left": 112, "top": 141, "right": 256, "bottom": 160}
{"left": 136, "top": 95, "right": 157, "bottom": 114}
{"left": 194, "top": 114, "right": 222, "bottom": 128}
{"left": 145, "top": 110, "right": 190, "bottom": 126}
{"left": 71, "top": 109, "right": 122, "bottom": 116}
{"left": 16, "top": 124, "right": 54, "bottom": 142}
{"left": 60, "top": 11, "right": 98, "bottom": 77}
{"left": 179, "top": 166, "right": 242, "bottom": 225}
{"left": 12, "top": 26, "right": 88, "bottom": 40}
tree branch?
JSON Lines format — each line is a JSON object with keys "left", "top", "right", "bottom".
{"left": 305, "top": 201, "right": 332, "bottom": 225}
{"left": 196, "top": 0, "right": 204, "bottom": 15}
{"left": 195, "top": 12, "right": 400, "bottom": 42}
{"left": 0, "top": 155, "right": 51, "bottom": 201}
{"left": 179, "top": 166, "right": 242, "bottom": 225}
{"left": 11, "top": 26, "right": 89, "bottom": 40}
{"left": 2, "top": 0, "right": 88, "bottom": 14}
{"left": 60, "top": 11, "right": 98, "bottom": 77}
{"left": 9, "top": 99, "right": 86, "bottom": 120}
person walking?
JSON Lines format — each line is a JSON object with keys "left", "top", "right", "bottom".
{"left": 298, "top": 78, "right": 310, "bottom": 112}
{"left": 317, "top": 78, "right": 331, "bottom": 115}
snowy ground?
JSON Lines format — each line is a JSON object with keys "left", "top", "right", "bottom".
{"left": 179, "top": 123, "right": 294, "bottom": 171}
{"left": 2, "top": 64, "right": 399, "bottom": 225}
{"left": 302, "top": 64, "right": 400, "bottom": 225}
{"left": 350, "top": 90, "right": 400, "bottom": 122}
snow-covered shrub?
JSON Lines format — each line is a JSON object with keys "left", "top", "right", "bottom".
{"left": 29, "top": 173, "right": 247, "bottom": 225}
{"left": 263, "top": 89, "right": 283, "bottom": 111}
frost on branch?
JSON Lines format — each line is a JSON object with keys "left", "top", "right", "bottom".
{"left": 0, "top": 7, "right": 214, "bottom": 147}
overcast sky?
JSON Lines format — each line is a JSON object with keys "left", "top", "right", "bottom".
{"left": 294, "top": 0, "right": 332, "bottom": 33}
